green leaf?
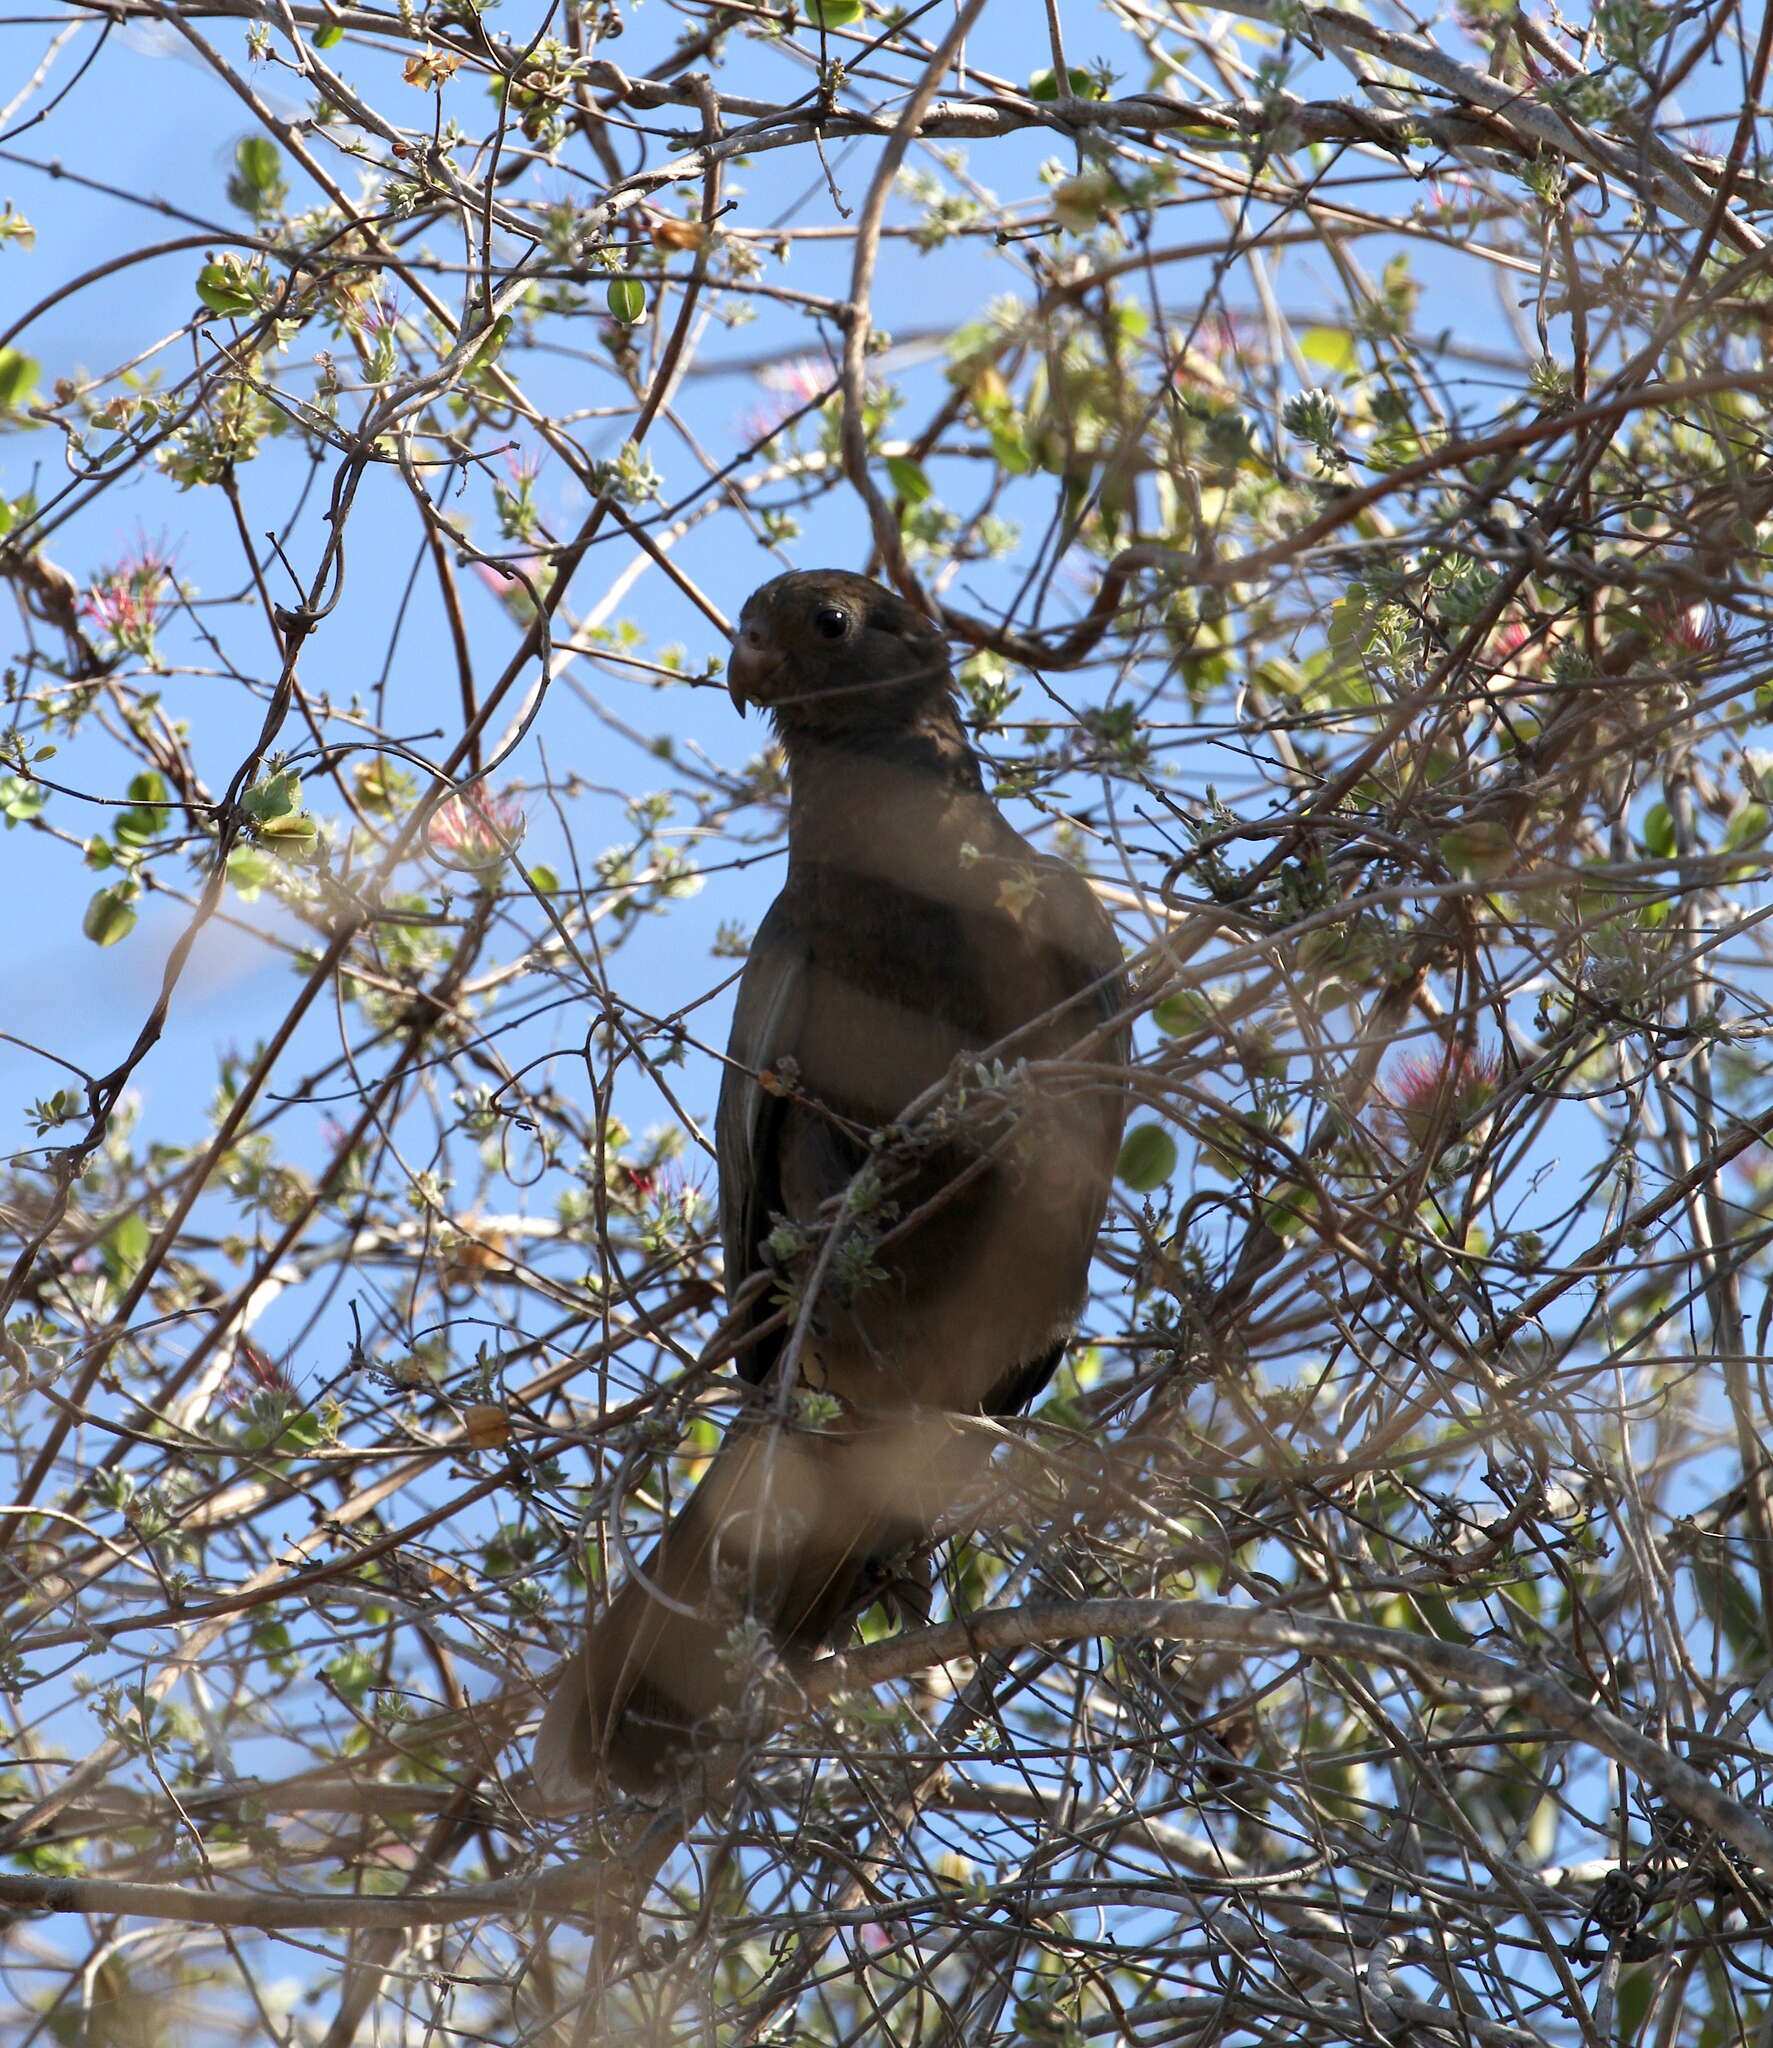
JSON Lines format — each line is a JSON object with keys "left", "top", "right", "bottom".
{"left": 195, "top": 262, "right": 257, "bottom": 318}
{"left": 606, "top": 277, "right": 646, "bottom": 325}
{"left": 227, "top": 845, "right": 273, "bottom": 902}
{"left": 313, "top": 20, "right": 343, "bottom": 47}
{"left": 885, "top": 454, "right": 931, "bottom": 504}
{"left": 1614, "top": 1963, "right": 1654, "bottom": 2046}
{"left": 1152, "top": 991, "right": 1211, "bottom": 1038}
{"left": 324, "top": 1647, "right": 380, "bottom": 1705}
{"left": 242, "top": 769, "right": 316, "bottom": 852}
{"left": 1690, "top": 1554, "right": 1763, "bottom": 1660}
{"left": 117, "top": 773, "right": 171, "bottom": 843}
{"left": 234, "top": 136, "right": 282, "bottom": 198}
{"left": 527, "top": 863, "right": 560, "bottom": 893}
{"left": 468, "top": 312, "right": 512, "bottom": 371}
{"left": 113, "top": 806, "right": 163, "bottom": 848}
{"left": 806, "top": 0, "right": 865, "bottom": 24}
{"left": 22, "top": 1842, "right": 86, "bottom": 1879}
{"left": 0, "top": 775, "right": 45, "bottom": 824}
{"left": 1054, "top": 173, "right": 1114, "bottom": 232}
{"left": 1029, "top": 66, "right": 1103, "bottom": 100}
{"left": 277, "top": 1408, "right": 326, "bottom": 1450}
{"left": 0, "top": 348, "right": 39, "bottom": 409}
{"left": 1438, "top": 821, "right": 1515, "bottom": 880}
{"left": 258, "top": 810, "right": 319, "bottom": 852}
{"left": 1117, "top": 1124, "right": 1178, "bottom": 1192}
{"left": 1300, "top": 326, "right": 1358, "bottom": 374}
{"left": 83, "top": 882, "right": 139, "bottom": 948}
{"left": 1724, "top": 802, "right": 1768, "bottom": 852}
{"left": 1264, "top": 1181, "right": 1318, "bottom": 1238}
{"left": 100, "top": 1211, "right": 150, "bottom": 1285}
{"left": 987, "top": 423, "right": 1031, "bottom": 475}
{"left": 1326, "top": 591, "right": 1371, "bottom": 658}
{"left": 242, "top": 769, "right": 301, "bottom": 824}
{"left": 1641, "top": 801, "right": 1675, "bottom": 858}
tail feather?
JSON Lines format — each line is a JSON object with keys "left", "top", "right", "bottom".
{"left": 534, "top": 1409, "right": 995, "bottom": 1795}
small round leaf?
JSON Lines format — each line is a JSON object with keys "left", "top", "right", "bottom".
{"left": 606, "top": 278, "right": 647, "bottom": 325}
{"left": 1117, "top": 1124, "right": 1178, "bottom": 1192}
{"left": 83, "top": 883, "right": 139, "bottom": 949}
{"left": 195, "top": 263, "right": 257, "bottom": 318}
{"left": 0, "top": 349, "right": 40, "bottom": 410}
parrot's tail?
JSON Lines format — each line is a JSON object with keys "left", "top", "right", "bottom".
{"left": 533, "top": 1409, "right": 991, "bottom": 1795}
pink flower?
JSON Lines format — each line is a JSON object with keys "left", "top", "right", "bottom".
{"left": 1169, "top": 314, "right": 1246, "bottom": 389}
{"left": 741, "top": 355, "right": 837, "bottom": 443}
{"left": 474, "top": 554, "right": 548, "bottom": 621}
{"left": 1388, "top": 1044, "right": 1500, "bottom": 1150}
{"left": 1651, "top": 602, "right": 1717, "bottom": 658}
{"left": 620, "top": 1162, "right": 710, "bottom": 1231}
{"left": 427, "top": 779, "right": 527, "bottom": 876}
{"left": 357, "top": 291, "right": 401, "bottom": 339}
{"left": 83, "top": 532, "right": 177, "bottom": 656}
{"left": 1421, "top": 173, "right": 1480, "bottom": 225}
{"left": 759, "top": 355, "right": 837, "bottom": 405}
{"left": 1484, "top": 611, "right": 1545, "bottom": 677}
{"left": 225, "top": 1339, "right": 296, "bottom": 1408}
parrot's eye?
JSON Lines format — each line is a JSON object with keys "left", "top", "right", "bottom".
{"left": 812, "top": 606, "right": 850, "bottom": 640}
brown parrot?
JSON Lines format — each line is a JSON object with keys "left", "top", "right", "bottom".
{"left": 535, "top": 569, "right": 1130, "bottom": 1794}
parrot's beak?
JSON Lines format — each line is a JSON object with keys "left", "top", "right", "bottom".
{"left": 727, "top": 623, "right": 782, "bottom": 715}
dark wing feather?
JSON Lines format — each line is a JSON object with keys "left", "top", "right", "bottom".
{"left": 979, "top": 852, "right": 1131, "bottom": 1421}
{"left": 715, "top": 895, "right": 811, "bottom": 1386}
{"left": 1030, "top": 851, "right": 1132, "bottom": 1038}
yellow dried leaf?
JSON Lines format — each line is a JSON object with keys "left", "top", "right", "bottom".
{"left": 996, "top": 871, "right": 1039, "bottom": 921}
{"left": 447, "top": 1231, "right": 509, "bottom": 1275}
{"left": 1053, "top": 173, "right": 1114, "bottom": 233}
{"left": 651, "top": 216, "right": 706, "bottom": 252}
{"left": 403, "top": 48, "right": 463, "bottom": 88}
{"left": 463, "top": 1402, "right": 511, "bottom": 1450}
